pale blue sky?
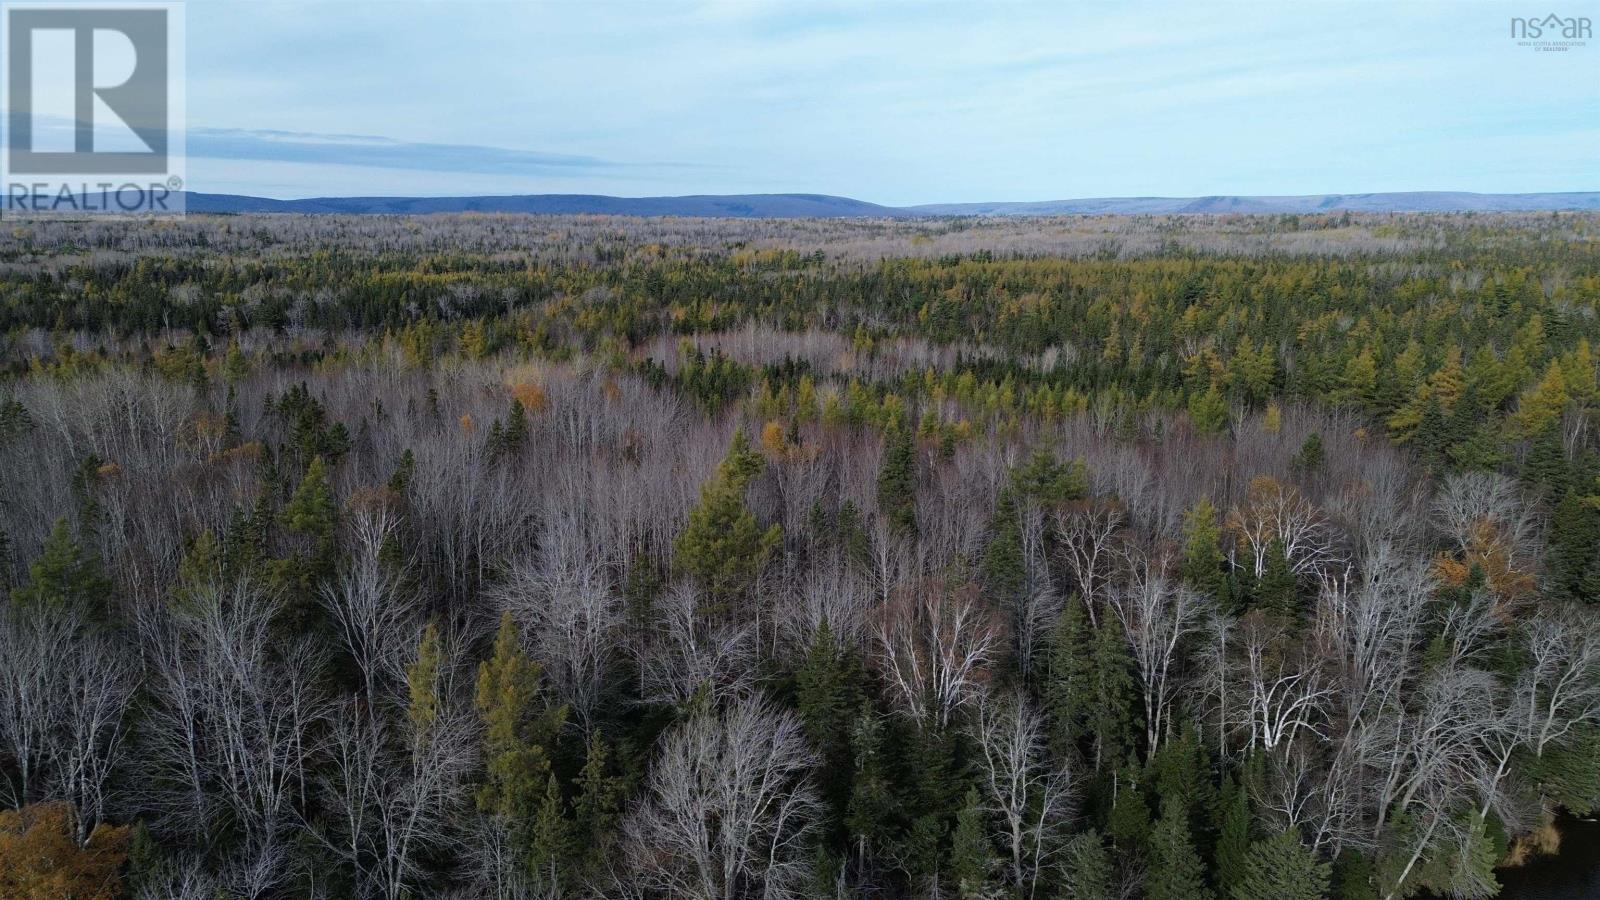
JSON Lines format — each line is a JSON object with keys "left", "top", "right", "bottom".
{"left": 181, "top": 0, "right": 1598, "bottom": 203}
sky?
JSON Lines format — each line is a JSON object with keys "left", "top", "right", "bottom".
{"left": 170, "top": 0, "right": 1600, "bottom": 203}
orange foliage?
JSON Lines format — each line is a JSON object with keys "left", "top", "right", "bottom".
{"left": 0, "top": 803, "right": 130, "bottom": 900}
{"left": 1432, "top": 519, "right": 1538, "bottom": 606}
{"left": 459, "top": 413, "right": 475, "bottom": 435}
{"left": 509, "top": 381, "right": 548, "bottom": 412}
{"left": 760, "top": 421, "right": 788, "bottom": 459}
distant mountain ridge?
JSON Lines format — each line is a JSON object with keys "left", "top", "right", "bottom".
{"left": 180, "top": 192, "right": 910, "bottom": 218}
{"left": 173, "top": 189, "right": 1600, "bottom": 217}
{"left": 909, "top": 191, "right": 1600, "bottom": 215}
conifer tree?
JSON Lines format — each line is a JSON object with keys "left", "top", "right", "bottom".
{"left": 795, "top": 620, "right": 863, "bottom": 838}
{"left": 528, "top": 775, "right": 570, "bottom": 890}
{"left": 407, "top": 623, "right": 443, "bottom": 732}
{"left": 878, "top": 421, "right": 919, "bottom": 538}
{"left": 475, "top": 613, "right": 568, "bottom": 857}
{"left": 1331, "top": 848, "right": 1378, "bottom": 900}
{"left": 1230, "top": 830, "right": 1329, "bottom": 900}
{"left": 1147, "top": 798, "right": 1212, "bottom": 900}
{"left": 1062, "top": 829, "right": 1113, "bottom": 900}
{"left": 1252, "top": 540, "right": 1298, "bottom": 619}
{"left": 1214, "top": 776, "right": 1252, "bottom": 896}
{"left": 981, "top": 488, "right": 1025, "bottom": 610}
{"left": 1189, "top": 383, "right": 1229, "bottom": 434}
{"left": 1045, "top": 594, "right": 1094, "bottom": 757}
{"left": 570, "top": 735, "right": 623, "bottom": 883}
{"left": 673, "top": 429, "right": 781, "bottom": 606}
{"left": 949, "top": 787, "right": 994, "bottom": 900}
{"left": 280, "top": 455, "right": 338, "bottom": 597}
{"left": 1091, "top": 614, "right": 1140, "bottom": 771}
{"left": 846, "top": 702, "right": 896, "bottom": 866}
{"left": 1107, "top": 756, "right": 1150, "bottom": 850}
{"left": 1180, "top": 498, "right": 1227, "bottom": 601}
{"left": 10, "top": 517, "right": 112, "bottom": 615}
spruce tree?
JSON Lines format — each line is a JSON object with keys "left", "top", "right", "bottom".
{"left": 949, "top": 787, "right": 994, "bottom": 900}
{"left": 1146, "top": 798, "right": 1212, "bottom": 900}
{"left": 1107, "top": 756, "right": 1150, "bottom": 850}
{"left": 673, "top": 429, "right": 781, "bottom": 607}
{"left": 1180, "top": 498, "right": 1228, "bottom": 602}
{"left": 846, "top": 702, "right": 897, "bottom": 863}
{"left": 570, "top": 735, "right": 622, "bottom": 881}
{"left": 1253, "top": 540, "right": 1299, "bottom": 619}
{"left": 1214, "top": 776, "right": 1252, "bottom": 896}
{"left": 1045, "top": 594, "right": 1094, "bottom": 757}
{"left": 11, "top": 517, "right": 112, "bottom": 615}
{"left": 475, "top": 613, "right": 568, "bottom": 856}
{"left": 795, "top": 620, "right": 863, "bottom": 839}
{"left": 280, "top": 455, "right": 339, "bottom": 598}
{"left": 1231, "top": 830, "right": 1329, "bottom": 900}
{"left": 877, "top": 421, "right": 919, "bottom": 539}
{"left": 528, "top": 775, "right": 570, "bottom": 890}
{"left": 1062, "top": 829, "right": 1113, "bottom": 900}
{"left": 1090, "top": 613, "right": 1140, "bottom": 771}
{"left": 407, "top": 623, "right": 443, "bottom": 732}
{"left": 1331, "top": 848, "right": 1378, "bottom": 900}
{"left": 981, "top": 488, "right": 1026, "bottom": 610}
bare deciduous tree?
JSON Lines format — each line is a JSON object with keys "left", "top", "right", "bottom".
{"left": 621, "top": 697, "right": 819, "bottom": 900}
{"left": 872, "top": 580, "right": 1005, "bottom": 730}
{"left": 973, "top": 690, "right": 1074, "bottom": 899}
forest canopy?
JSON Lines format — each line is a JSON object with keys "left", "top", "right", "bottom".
{"left": 1, "top": 211, "right": 1599, "bottom": 899}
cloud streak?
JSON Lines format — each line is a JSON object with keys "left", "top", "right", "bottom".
{"left": 187, "top": 127, "right": 693, "bottom": 176}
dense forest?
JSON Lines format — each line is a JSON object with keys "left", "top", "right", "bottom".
{"left": 1, "top": 211, "right": 1599, "bottom": 900}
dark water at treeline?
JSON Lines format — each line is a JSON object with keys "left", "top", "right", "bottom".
{"left": 1494, "top": 817, "right": 1600, "bottom": 900}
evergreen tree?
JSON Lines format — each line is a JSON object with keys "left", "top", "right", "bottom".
{"left": 1546, "top": 488, "right": 1600, "bottom": 604}
{"left": 1151, "top": 722, "right": 1212, "bottom": 819}
{"left": 981, "top": 488, "right": 1025, "bottom": 610}
{"left": 673, "top": 429, "right": 781, "bottom": 606}
{"left": 1107, "top": 756, "right": 1151, "bottom": 851}
{"left": 878, "top": 421, "right": 919, "bottom": 539}
{"left": 10, "top": 517, "right": 112, "bottom": 616}
{"left": 1090, "top": 614, "right": 1140, "bottom": 771}
{"left": 1147, "top": 798, "right": 1212, "bottom": 900}
{"left": 1189, "top": 383, "right": 1229, "bottom": 434}
{"left": 846, "top": 703, "right": 897, "bottom": 864}
{"left": 1180, "top": 498, "right": 1228, "bottom": 602}
{"left": 1252, "top": 540, "right": 1299, "bottom": 619}
{"left": 280, "top": 455, "right": 339, "bottom": 598}
{"left": 528, "top": 775, "right": 570, "bottom": 890}
{"left": 1291, "top": 433, "right": 1324, "bottom": 474}
{"left": 1231, "top": 830, "right": 1329, "bottom": 900}
{"left": 795, "top": 621, "right": 863, "bottom": 839}
{"left": 949, "top": 787, "right": 995, "bottom": 900}
{"left": 1331, "top": 848, "right": 1378, "bottom": 900}
{"left": 1214, "top": 776, "right": 1252, "bottom": 896}
{"left": 570, "top": 735, "right": 623, "bottom": 883}
{"left": 475, "top": 613, "right": 568, "bottom": 856}
{"left": 1045, "top": 594, "right": 1094, "bottom": 757}
{"left": 1061, "top": 829, "right": 1114, "bottom": 900}
{"left": 407, "top": 623, "right": 443, "bottom": 732}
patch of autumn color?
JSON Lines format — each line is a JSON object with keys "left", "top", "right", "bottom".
{"left": 509, "top": 381, "right": 548, "bottom": 412}
{"left": 459, "top": 413, "right": 475, "bottom": 435}
{"left": 208, "top": 441, "right": 262, "bottom": 466}
{"left": 95, "top": 463, "right": 121, "bottom": 479}
{"left": 1432, "top": 519, "right": 1538, "bottom": 607}
{"left": 601, "top": 378, "right": 622, "bottom": 403}
{"left": 347, "top": 484, "right": 403, "bottom": 516}
{"left": 187, "top": 413, "right": 229, "bottom": 449}
{"left": 0, "top": 803, "right": 130, "bottom": 900}
{"left": 760, "top": 421, "right": 788, "bottom": 458}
